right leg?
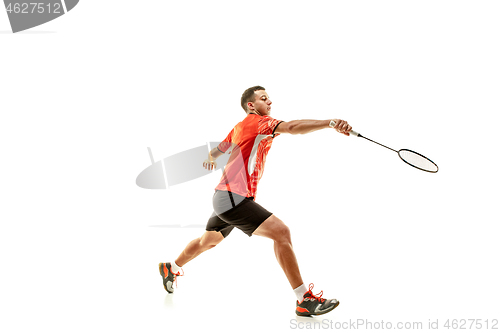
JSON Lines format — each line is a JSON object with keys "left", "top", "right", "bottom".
{"left": 252, "top": 214, "right": 303, "bottom": 289}
{"left": 253, "top": 214, "right": 339, "bottom": 316}
{"left": 175, "top": 230, "right": 224, "bottom": 266}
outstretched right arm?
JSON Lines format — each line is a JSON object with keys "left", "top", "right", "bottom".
{"left": 274, "top": 118, "right": 352, "bottom": 136}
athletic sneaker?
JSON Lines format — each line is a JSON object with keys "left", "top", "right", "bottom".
{"left": 158, "top": 262, "right": 183, "bottom": 293}
{"left": 295, "top": 284, "right": 339, "bottom": 316}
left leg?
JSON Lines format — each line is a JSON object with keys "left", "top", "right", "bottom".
{"left": 160, "top": 210, "right": 232, "bottom": 293}
{"left": 175, "top": 230, "right": 224, "bottom": 267}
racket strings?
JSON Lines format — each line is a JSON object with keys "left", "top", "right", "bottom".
{"left": 398, "top": 149, "right": 438, "bottom": 173}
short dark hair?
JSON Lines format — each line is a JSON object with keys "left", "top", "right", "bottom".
{"left": 241, "top": 86, "right": 265, "bottom": 112}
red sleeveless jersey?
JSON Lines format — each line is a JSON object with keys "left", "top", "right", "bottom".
{"left": 215, "top": 114, "right": 283, "bottom": 199}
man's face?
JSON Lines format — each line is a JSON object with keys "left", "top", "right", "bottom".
{"left": 248, "top": 90, "right": 272, "bottom": 116}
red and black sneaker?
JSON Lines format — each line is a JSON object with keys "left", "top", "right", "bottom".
{"left": 295, "top": 283, "right": 339, "bottom": 316}
{"left": 158, "top": 262, "right": 183, "bottom": 293}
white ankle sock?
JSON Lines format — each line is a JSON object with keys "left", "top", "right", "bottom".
{"left": 294, "top": 284, "right": 307, "bottom": 302}
{"left": 170, "top": 261, "right": 182, "bottom": 274}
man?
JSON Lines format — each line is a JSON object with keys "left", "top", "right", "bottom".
{"left": 159, "top": 86, "right": 352, "bottom": 316}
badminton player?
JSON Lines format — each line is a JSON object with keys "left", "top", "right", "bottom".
{"left": 159, "top": 86, "right": 352, "bottom": 316}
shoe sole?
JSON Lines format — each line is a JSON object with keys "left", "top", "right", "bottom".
{"left": 296, "top": 301, "right": 340, "bottom": 317}
{"left": 158, "top": 263, "right": 174, "bottom": 293}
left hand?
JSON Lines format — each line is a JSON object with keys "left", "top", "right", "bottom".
{"left": 203, "top": 158, "right": 217, "bottom": 170}
{"left": 332, "top": 119, "right": 352, "bottom": 136}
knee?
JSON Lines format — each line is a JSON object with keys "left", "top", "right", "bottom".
{"left": 273, "top": 223, "right": 291, "bottom": 243}
{"left": 200, "top": 235, "right": 222, "bottom": 249}
{"left": 199, "top": 239, "right": 216, "bottom": 250}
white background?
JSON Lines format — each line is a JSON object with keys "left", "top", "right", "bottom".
{"left": 1, "top": 1, "right": 499, "bottom": 332}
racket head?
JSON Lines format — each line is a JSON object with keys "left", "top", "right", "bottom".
{"left": 398, "top": 149, "right": 439, "bottom": 173}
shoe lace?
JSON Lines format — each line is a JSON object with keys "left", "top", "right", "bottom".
{"left": 172, "top": 268, "right": 184, "bottom": 289}
{"left": 306, "top": 283, "right": 325, "bottom": 303}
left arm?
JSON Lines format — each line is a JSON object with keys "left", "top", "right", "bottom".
{"left": 203, "top": 147, "right": 224, "bottom": 170}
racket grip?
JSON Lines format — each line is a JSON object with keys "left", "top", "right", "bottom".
{"left": 329, "top": 120, "right": 359, "bottom": 137}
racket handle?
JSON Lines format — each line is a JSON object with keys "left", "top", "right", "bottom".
{"left": 329, "top": 120, "right": 359, "bottom": 137}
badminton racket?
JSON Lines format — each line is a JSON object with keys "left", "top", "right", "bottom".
{"left": 332, "top": 121, "right": 439, "bottom": 173}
